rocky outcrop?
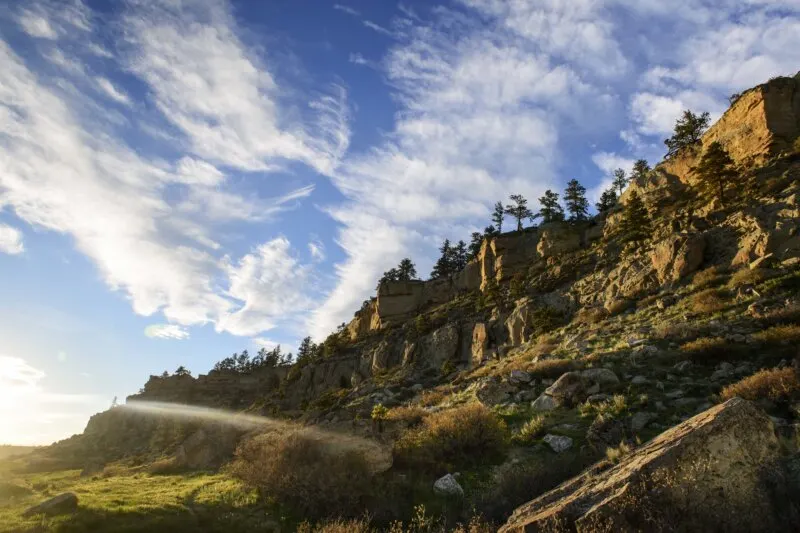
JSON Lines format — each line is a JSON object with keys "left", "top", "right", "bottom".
{"left": 650, "top": 233, "right": 706, "bottom": 284}
{"left": 501, "top": 398, "right": 785, "bottom": 532}
{"left": 537, "top": 223, "right": 582, "bottom": 258}
{"left": 479, "top": 231, "right": 541, "bottom": 290}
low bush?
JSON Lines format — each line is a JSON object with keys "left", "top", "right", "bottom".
{"left": 688, "top": 288, "right": 729, "bottom": 314}
{"left": 720, "top": 367, "right": 800, "bottom": 403}
{"left": 575, "top": 306, "right": 608, "bottom": 325}
{"left": 758, "top": 302, "right": 800, "bottom": 327}
{"left": 579, "top": 394, "right": 629, "bottom": 420}
{"left": 386, "top": 405, "right": 428, "bottom": 427}
{"left": 605, "top": 299, "right": 633, "bottom": 316}
{"left": 751, "top": 324, "right": 800, "bottom": 345}
{"left": 393, "top": 403, "right": 508, "bottom": 472}
{"left": 230, "top": 429, "right": 374, "bottom": 520}
{"left": 728, "top": 267, "right": 769, "bottom": 288}
{"left": 512, "top": 415, "right": 547, "bottom": 445}
{"left": 527, "top": 358, "right": 578, "bottom": 380}
{"left": 692, "top": 266, "right": 726, "bottom": 289}
{"left": 679, "top": 336, "right": 739, "bottom": 364}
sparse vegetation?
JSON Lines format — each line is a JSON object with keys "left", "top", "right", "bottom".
{"left": 688, "top": 287, "right": 729, "bottom": 314}
{"left": 393, "top": 403, "right": 509, "bottom": 472}
{"left": 692, "top": 266, "right": 726, "bottom": 289}
{"left": 720, "top": 367, "right": 800, "bottom": 403}
{"left": 512, "top": 415, "right": 547, "bottom": 445}
{"left": 679, "top": 337, "right": 739, "bottom": 363}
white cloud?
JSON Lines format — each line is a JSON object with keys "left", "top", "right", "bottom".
{"left": 144, "top": 324, "right": 190, "bottom": 340}
{"left": 333, "top": 4, "right": 361, "bottom": 17}
{"left": 253, "top": 337, "right": 278, "bottom": 350}
{"left": 363, "top": 20, "right": 393, "bottom": 36}
{"left": 16, "top": 10, "right": 59, "bottom": 39}
{"left": 217, "top": 237, "right": 313, "bottom": 336}
{"left": 0, "top": 224, "right": 24, "bottom": 255}
{"left": 122, "top": 0, "right": 350, "bottom": 174}
{"left": 95, "top": 77, "right": 132, "bottom": 106}
{"left": 349, "top": 53, "right": 371, "bottom": 66}
{"left": 592, "top": 152, "right": 635, "bottom": 178}
{"left": 308, "top": 240, "right": 326, "bottom": 262}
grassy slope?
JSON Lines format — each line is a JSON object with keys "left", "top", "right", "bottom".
{"left": 0, "top": 468, "right": 271, "bottom": 533}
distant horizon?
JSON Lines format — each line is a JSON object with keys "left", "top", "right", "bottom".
{"left": 1, "top": 0, "right": 798, "bottom": 446}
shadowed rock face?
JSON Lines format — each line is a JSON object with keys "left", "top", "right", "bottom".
{"left": 501, "top": 398, "right": 787, "bottom": 533}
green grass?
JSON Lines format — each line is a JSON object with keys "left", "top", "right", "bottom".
{"left": 0, "top": 468, "right": 270, "bottom": 533}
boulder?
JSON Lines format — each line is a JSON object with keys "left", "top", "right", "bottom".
{"left": 586, "top": 415, "right": 625, "bottom": 448}
{"left": 509, "top": 370, "right": 532, "bottom": 385}
{"left": 650, "top": 234, "right": 706, "bottom": 284}
{"left": 579, "top": 368, "right": 620, "bottom": 388}
{"left": 433, "top": 474, "right": 464, "bottom": 497}
{"left": 543, "top": 434, "right": 573, "bottom": 453}
{"left": 506, "top": 298, "right": 535, "bottom": 346}
{"left": 476, "top": 378, "right": 517, "bottom": 406}
{"left": 501, "top": 398, "right": 783, "bottom": 532}
{"left": 531, "top": 393, "right": 558, "bottom": 412}
{"left": 629, "top": 411, "right": 657, "bottom": 433}
{"left": 544, "top": 372, "right": 587, "bottom": 407}
{"left": 22, "top": 493, "right": 78, "bottom": 517}
{"left": 416, "top": 324, "right": 460, "bottom": 369}
{"left": 471, "top": 322, "right": 490, "bottom": 365}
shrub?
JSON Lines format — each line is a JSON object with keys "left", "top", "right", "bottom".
{"left": 605, "top": 299, "right": 633, "bottom": 316}
{"left": 512, "top": 415, "right": 547, "bottom": 445}
{"left": 230, "top": 429, "right": 374, "bottom": 520}
{"left": 688, "top": 288, "right": 729, "bottom": 314}
{"left": 528, "top": 358, "right": 577, "bottom": 380}
{"left": 386, "top": 405, "right": 427, "bottom": 427}
{"left": 418, "top": 388, "right": 448, "bottom": 408}
{"left": 393, "top": 403, "right": 509, "bottom": 472}
{"left": 720, "top": 367, "right": 800, "bottom": 403}
{"left": 692, "top": 266, "right": 725, "bottom": 289}
{"left": 575, "top": 306, "right": 608, "bottom": 325}
{"left": 728, "top": 267, "right": 769, "bottom": 288}
{"left": 679, "top": 336, "right": 742, "bottom": 364}
{"left": 758, "top": 302, "right": 800, "bottom": 327}
{"left": 528, "top": 307, "right": 566, "bottom": 336}
{"left": 579, "top": 394, "right": 629, "bottom": 420}
{"left": 751, "top": 324, "right": 800, "bottom": 345}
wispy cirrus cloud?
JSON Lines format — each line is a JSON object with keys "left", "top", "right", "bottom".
{"left": 144, "top": 324, "right": 190, "bottom": 340}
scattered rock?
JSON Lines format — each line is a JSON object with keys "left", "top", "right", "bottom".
{"left": 22, "top": 493, "right": 78, "bottom": 517}
{"left": 631, "top": 375, "right": 648, "bottom": 385}
{"left": 711, "top": 362, "right": 735, "bottom": 381}
{"left": 665, "top": 389, "right": 685, "bottom": 399}
{"left": 476, "top": 378, "right": 517, "bottom": 406}
{"left": 579, "top": 368, "right": 620, "bottom": 388}
{"left": 531, "top": 393, "right": 557, "bottom": 412}
{"left": 657, "top": 295, "right": 677, "bottom": 310}
{"left": 586, "top": 393, "right": 611, "bottom": 404}
{"left": 586, "top": 416, "right": 625, "bottom": 448}
{"left": 410, "top": 383, "right": 424, "bottom": 393}
{"left": 543, "top": 434, "right": 573, "bottom": 453}
{"left": 629, "top": 411, "right": 657, "bottom": 433}
{"left": 509, "top": 370, "right": 532, "bottom": 385}
{"left": 673, "top": 361, "right": 692, "bottom": 373}
{"left": 433, "top": 474, "right": 464, "bottom": 497}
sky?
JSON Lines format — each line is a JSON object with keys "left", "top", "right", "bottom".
{"left": 0, "top": 0, "right": 798, "bottom": 445}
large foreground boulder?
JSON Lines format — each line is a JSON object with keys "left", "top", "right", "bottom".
{"left": 22, "top": 492, "right": 78, "bottom": 517}
{"left": 501, "top": 398, "right": 791, "bottom": 532}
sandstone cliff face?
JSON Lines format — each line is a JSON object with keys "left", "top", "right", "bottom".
{"left": 659, "top": 73, "right": 800, "bottom": 187}
{"left": 501, "top": 399, "right": 784, "bottom": 532}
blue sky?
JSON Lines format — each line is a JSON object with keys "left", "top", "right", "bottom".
{"left": 0, "top": 0, "right": 798, "bottom": 445}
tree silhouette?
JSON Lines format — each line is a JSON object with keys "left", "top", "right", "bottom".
{"left": 430, "top": 239, "right": 454, "bottom": 279}
{"left": 397, "top": 258, "right": 417, "bottom": 280}
{"left": 492, "top": 201, "right": 504, "bottom": 233}
{"left": 453, "top": 240, "right": 468, "bottom": 270}
{"left": 664, "top": 110, "right": 710, "bottom": 157}
{"left": 612, "top": 168, "right": 628, "bottom": 195}
{"left": 620, "top": 191, "right": 651, "bottom": 244}
{"left": 631, "top": 159, "right": 650, "bottom": 182}
{"left": 693, "top": 141, "right": 738, "bottom": 205}
{"left": 296, "top": 336, "right": 315, "bottom": 363}
{"left": 174, "top": 366, "right": 191, "bottom": 377}
{"left": 505, "top": 194, "right": 534, "bottom": 231}
{"left": 564, "top": 179, "right": 589, "bottom": 221}
{"left": 596, "top": 188, "right": 617, "bottom": 214}
{"left": 467, "top": 232, "right": 483, "bottom": 261}
{"left": 537, "top": 190, "right": 564, "bottom": 223}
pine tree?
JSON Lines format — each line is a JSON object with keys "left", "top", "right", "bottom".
{"left": 564, "top": 179, "right": 589, "bottom": 221}
{"left": 664, "top": 110, "right": 710, "bottom": 157}
{"left": 620, "top": 191, "right": 651, "bottom": 244}
{"left": 296, "top": 336, "right": 315, "bottom": 363}
{"left": 174, "top": 365, "right": 190, "bottom": 377}
{"left": 505, "top": 194, "right": 534, "bottom": 231}
{"left": 453, "top": 240, "right": 468, "bottom": 270}
{"left": 537, "top": 190, "right": 564, "bottom": 223}
{"left": 467, "top": 232, "right": 483, "bottom": 261}
{"left": 492, "top": 201, "right": 504, "bottom": 233}
{"left": 397, "top": 258, "right": 417, "bottom": 280}
{"left": 612, "top": 168, "right": 628, "bottom": 195}
{"left": 596, "top": 188, "right": 617, "bottom": 214}
{"left": 694, "top": 141, "right": 738, "bottom": 205}
{"left": 631, "top": 159, "right": 650, "bottom": 181}
{"left": 430, "top": 239, "right": 454, "bottom": 279}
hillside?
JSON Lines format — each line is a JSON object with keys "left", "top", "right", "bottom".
{"left": 5, "top": 72, "right": 800, "bottom": 532}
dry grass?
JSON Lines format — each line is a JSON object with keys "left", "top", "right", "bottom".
{"left": 418, "top": 388, "right": 449, "bottom": 408}
{"left": 512, "top": 415, "right": 547, "bottom": 445}
{"left": 230, "top": 429, "right": 374, "bottom": 520}
{"left": 758, "top": 302, "right": 800, "bottom": 327}
{"left": 728, "top": 267, "right": 769, "bottom": 288}
{"left": 636, "top": 293, "right": 662, "bottom": 309}
{"left": 720, "top": 367, "right": 800, "bottom": 403}
{"left": 751, "top": 324, "right": 800, "bottom": 345}
{"left": 605, "top": 299, "right": 633, "bottom": 316}
{"left": 605, "top": 441, "right": 633, "bottom": 464}
{"left": 528, "top": 358, "right": 578, "bottom": 379}
{"left": 692, "top": 266, "right": 726, "bottom": 289}
{"left": 652, "top": 321, "right": 696, "bottom": 342}
{"left": 393, "top": 403, "right": 508, "bottom": 472}
{"left": 386, "top": 405, "right": 428, "bottom": 427}
{"left": 688, "top": 288, "right": 729, "bottom": 314}
{"left": 575, "top": 307, "right": 609, "bottom": 325}
{"left": 679, "top": 336, "right": 738, "bottom": 364}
